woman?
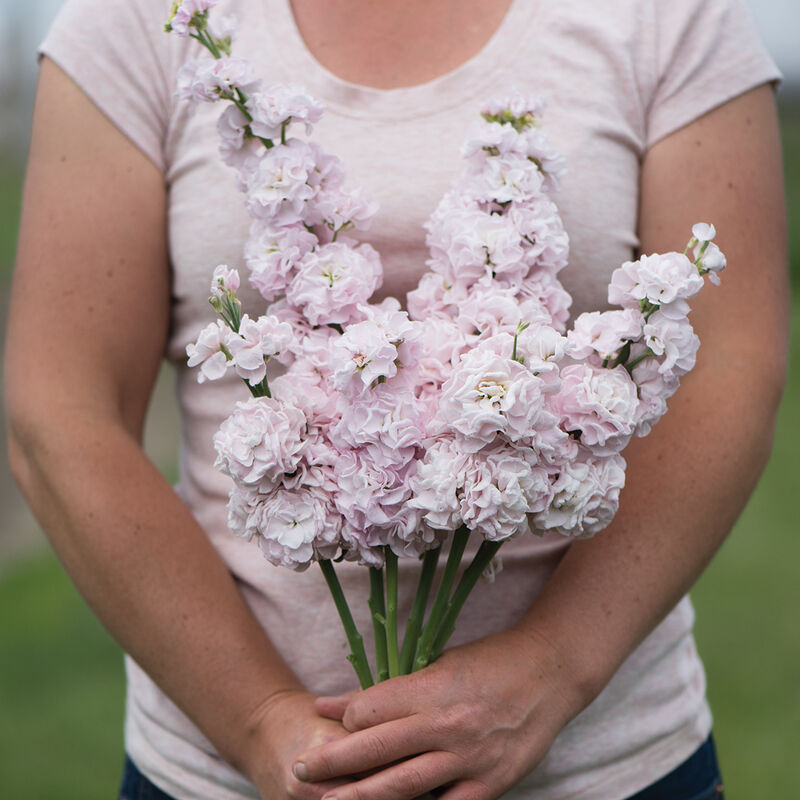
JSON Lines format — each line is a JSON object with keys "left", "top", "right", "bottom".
{"left": 5, "top": 0, "right": 788, "bottom": 798}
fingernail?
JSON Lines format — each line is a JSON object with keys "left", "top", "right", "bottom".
{"left": 293, "top": 761, "right": 309, "bottom": 781}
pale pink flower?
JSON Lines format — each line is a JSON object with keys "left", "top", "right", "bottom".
{"left": 310, "top": 186, "right": 379, "bottom": 234}
{"left": 245, "top": 222, "right": 317, "bottom": 301}
{"left": 427, "top": 208, "right": 525, "bottom": 287}
{"left": 250, "top": 486, "right": 342, "bottom": 570}
{"left": 227, "top": 313, "right": 294, "bottom": 385}
{"left": 245, "top": 138, "right": 319, "bottom": 225}
{"left": 416, "top": 317, "right": 473, "bottom": 385}
{"left": 330, "top": 384, "right": 428, "bottom": 453}
{"left": 217, "top": 105, "right": 262, "bottom": 185}
{"left": 531, "top": 451, "right": 626, "bottom": 538}
{"left": 643, "top": 312, "right": 699, "bottom": 376}
{"left": 567, "top": 309, "right": 643, "bottom": 362}
{"left": 507, "top": 198, "right": 569, "bottom": 275}
{"left": 629, "top": 353, "right": 680, "bottom": 436}
{"left": 466, "top": 152, "right": 545, "bottom": 204}
{"left": 186, "top": 319, "right": 234, "bottom": 382}
{"left": 517, "top": 274, "right": 572, "bottom": 332}
{"left": 608, "top": 252, "right": 704, "bottom": 316}
{"left": 213, "top": 397, "right": 307, "bottom": 486}
{"left": 553, "top": 364, "right": 638, "bottom": 455}
{"left": 438, "top": 348, "right": 548, "bottom": 450}
{"left": 247, "top": 84, "right": 325, "bottom": 141}
{"left": 482, "top": 92, "right": 546, "bottom": 122}
{"left": 286, "top": 242, "right": 382, "bottom": 326}
{"left": 210, "top": 264, "right": 240, "bottom": 296}
{"left": 167, "top": 0, "right": 219, "bottom": 37}
{"left": 406, "top": 272, "right": 469, "bottom": 322}
{"left": 176, "top": 56, "right": 257, "bottom": 103}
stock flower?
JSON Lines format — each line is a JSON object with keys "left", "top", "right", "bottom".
{"left": 176, "top": 56, "right": 257, "bottom": 103}
{"left": 608, "top": 252, "right": 704, "bottom": 317}
{"left": 438, "top": 348, "right": 548, "bottom": 450}
{"left": 245, "top": 138, "right": 319, "bottom": 224}
{"left": 251, "top": 486, "right": 342, "bottom": 570}
{"left": 628, "top": 353, "right": 680, "bottom": 436}
{"left": 553, "top": 364, "right": 638, "bottom": 455}
{"left": 245, "top": 222, "right": 317, "bottom": 301}
{"left": 247, "top": 84, "right": 326, "bottom": 141}
{"left": 427, "top": 208, "right": 525, "bottom": 287}
{"left": 531, "top": 451, "right": 626, "bottom": 538}
{"left": 166, "top": 0, "right": 219, "bottom": 37}
{"left": 213, "top": 397, "right": 307, "bottom": 486}
{"left": 643, "top": 312, "right": 700, "bottom": 376}
{"left": 286, "top": 242, "right": 382, "bottom": 326}
{"left": 186, "top": 319, "right": 233, "bottom": 382}
{"left": 567, "top": 308, "right": 642, "bottom": 362}
{"left": 227, "top": 313, "right": 294, "bottom": 385}
{"left": 210, "top": 264, "right": 240, "bottom": 296}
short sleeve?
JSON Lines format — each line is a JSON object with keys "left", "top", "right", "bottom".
{"left": 38, "top": 0, "right": 174, "bottom": 172}
{"left": 646, "top": 0, "right": 782, "bottom": 148}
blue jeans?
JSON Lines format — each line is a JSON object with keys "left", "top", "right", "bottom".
{"left": 118, "top": 735, "right": 724, "bottom": 799}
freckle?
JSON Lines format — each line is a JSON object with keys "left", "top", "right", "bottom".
{"left": 60, "top": 155, "right": 66, "bottom": 163}
{"left": 62, "top": 288, "right": 75, "bottom": 298}
{"left": 745, "top": 116, "right": 752, "bottom": 126}
{"left": 134, "top": 523, "right": 141, "bottom": 532}
{"left": 106, "top": 269, "right": 113, "bottom": 278}
{"left": 88, "top": 305, "right": 94, "bottom": 313}
{"left": 88, "top": 511, "right": 94, "bottom": 520}
{"left": 119, "top": 257, "right": 126, "bottom": 266}
{"left": 728, "top": 181, "right": 734, "bottom": 189}
{"left": 695, "top": 140, "right": 702, "bottom": 147}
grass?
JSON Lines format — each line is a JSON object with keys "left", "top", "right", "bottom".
{"left": 1, "top": 108, "right": 798, "bottom": 798}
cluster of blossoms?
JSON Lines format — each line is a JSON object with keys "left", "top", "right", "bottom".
{"left": 170, "top": 4, "right": 724, "bottom": 682}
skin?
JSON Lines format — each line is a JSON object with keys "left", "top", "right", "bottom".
{"left": 4, "top": 2, "right": 788, "bottom": 799}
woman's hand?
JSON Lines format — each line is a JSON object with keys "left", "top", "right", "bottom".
{"left": 246, "top": 690, "right": 355, "bottom": 800}
{"left": 292, "top": 629, "right": 588, "bottom": 800}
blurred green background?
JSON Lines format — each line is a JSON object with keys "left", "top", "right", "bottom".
{"left": 1, "top": 106, "right": 798, "bottom": 798}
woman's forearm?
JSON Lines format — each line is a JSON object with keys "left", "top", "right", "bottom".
{"left": 8, "top": 412, "right": 304, "bottom": 778}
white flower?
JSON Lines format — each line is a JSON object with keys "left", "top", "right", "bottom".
{"left": 643, "top": 312, "right": 699, "bottom": 376}
{"left": 531, "top": 451, "right": 626, "bottom": 538}
{"left": 213, "top": 397, "right": 307, "bottom": 486}
{"left": 608, "top": 252, "right": 704, "bottom": 316}
{"left": 227, "top": 314, "right": 294, "bottom": 385}
{"left": 247, "top": 84, "right": 325, "bottom": 141}
{"left": 692, "top": 222, "right": 716, "bottom": 242}
{"left": 210, "top": 264, "right": 240, "bottom": 296}
{"left": 438, "top": 348, "right": 548, "bottom": 451}
{"left": 186, "top": 320, "right": 234, "bottom": 382}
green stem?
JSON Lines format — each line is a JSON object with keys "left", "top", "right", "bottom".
{"left": 429, "top": 540, "right": 503, "bottom": 662}
{"left": 318, "top": 560, "right": 373, "bottom": 689}
{"left": 368, "top": 568, "right": 389, "bottom": 682}
{"left": 384, "top": 548, "right": 400, "bottom": 678}
{"left": 625, "top": 350, "right": 654, "bottom": 375}
{"left": 413, "top": 527, "right": 470, "bottom": 671}
{"left": 399, "top": 547, "right": 441, "bottom": 674}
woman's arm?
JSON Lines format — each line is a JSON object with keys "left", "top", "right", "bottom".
{"left": 4, "top": 59, "right": 348, "bottom": 800}
{"left": 291, "top": 84, "right": 790, "bottom": 800}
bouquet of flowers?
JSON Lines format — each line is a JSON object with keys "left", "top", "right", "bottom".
{"left": 168, "top": 0, "right": 726, "bottom": 689}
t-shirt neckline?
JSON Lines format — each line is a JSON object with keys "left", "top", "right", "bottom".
{"left": 265, "top": 0, "right": 538, "bottom": 120}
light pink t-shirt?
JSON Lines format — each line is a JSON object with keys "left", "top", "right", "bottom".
{"left": 40, "top": 1, "right": 779, "bottom": 798}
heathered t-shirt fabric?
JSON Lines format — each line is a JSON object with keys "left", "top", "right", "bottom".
{"left": 40, "top": 1, "right": 780, "bottom": 798}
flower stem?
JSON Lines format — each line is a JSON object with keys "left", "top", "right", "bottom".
{"left": 319, "top": 560, "right": 373, "bottom": 689}
{"left": 429, "top": 540, "right": 503, "bottom": 662}
{"left": 413, "top": 527, "right": 470, "bottom": 671}
{"left": 399, "top": 547, "right": 441, "bottom": 674}
{"left": 368, "top": 567, "right": 389, "bottom": 682}
{"left": 384, "top": 548, "right": 401, "bottom": 678}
